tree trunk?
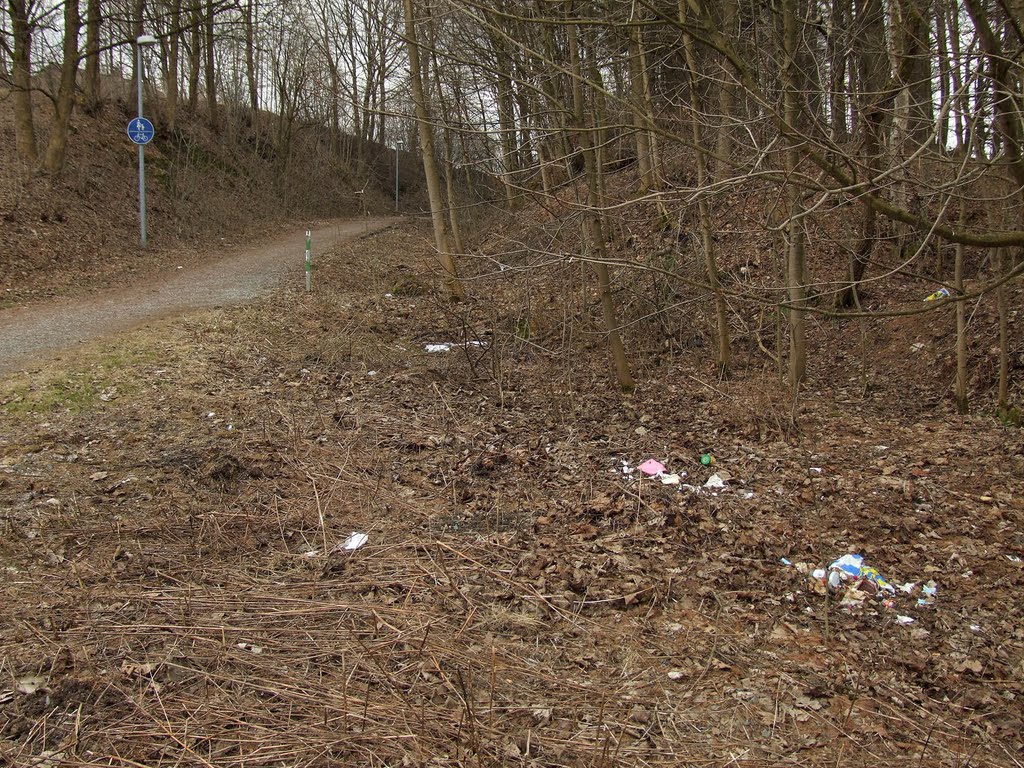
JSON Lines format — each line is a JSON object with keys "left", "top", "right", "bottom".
{"left": 934, "top": 0, "right": 950, "bottom": 149}
{"left": 628, "top": 11, "right": 654, "bottom": 191}
{"left": 568, "top": 16, "right": 634, "bottom": 392}
{"left": 714, "top": 0, "right": 738, "bottom": 179}
{"left": 836, "top": 0, "right": 892, "bottom": 307}
{"left": 204, "top": 0, "right": 218, "bottom": 132}
{"left": 165, "top": 0, "right": 181, "bottom": 130}
{"left": 428, "top": 30, "right": 465, "bottom": 256}
{"left": 244, "top": 0, "right": 259, "bottom": 113}
{"left": 895, "top": 0, "right": 932, "bottom": 258}
{"left": 681, "top": 0, "right": 730, "bottom": 373}
{"left": 187, "top": 0, "right": 201, "bottom": 111}
{"left": 9, "top": 0, "right": 37, "bottom": 166}
{"left": 41, "top": 0, "right": 80, "bottom": 174}
{"left": 402, "top": 0, "right": 464, "bottom": 300}
{"left": 782, "top": 0, "right": 806, "bottom": 393}
{"left": 83, "top": 0, "right": 101, "bottom": 113}
{"left": 827, "top": 0, "right": 849, "bottom": 142}
{"left": 954, "top": 199, "right": 968, "bottom": 413}
{"left": 997, "top": 248, "right": 1011, "bottom": 413}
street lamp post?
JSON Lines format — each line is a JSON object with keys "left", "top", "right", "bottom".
{"left": 395, "top": 140, "right": 404, "bottom": 212}
{"left": 136, "top": 34, "right": 158, "bottom": 247}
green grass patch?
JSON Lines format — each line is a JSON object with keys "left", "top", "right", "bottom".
{"left": 0, "top": 339, "right": 163, "bottom": 417}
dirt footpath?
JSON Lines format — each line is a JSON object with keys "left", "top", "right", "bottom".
{"left": 0, "top": 217, "right": 399, "bottom": 375}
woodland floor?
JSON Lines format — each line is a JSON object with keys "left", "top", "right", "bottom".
{"left": 1, "top": 221, "right": 1023, "bottom": 767}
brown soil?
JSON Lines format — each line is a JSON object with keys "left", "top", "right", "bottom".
{"left": 1, "top": 220, "right": 1021, "bottom": 767}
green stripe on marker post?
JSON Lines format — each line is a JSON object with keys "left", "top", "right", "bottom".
{"left": 305, "top": 230, "right": 312, "bottom": 293}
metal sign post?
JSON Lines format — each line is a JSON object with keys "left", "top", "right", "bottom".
{"left": 133, "top": 34, "right": 158, "bottom": 248}
{"left": 305, "top": 230, "right": 312, "bottom": 293}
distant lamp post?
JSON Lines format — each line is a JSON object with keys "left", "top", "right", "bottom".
{"left": 395, "top": 140, "right": 404, "bottom": 212}
{"left": 136, "top": 34, "right": 158, "bottom": 247}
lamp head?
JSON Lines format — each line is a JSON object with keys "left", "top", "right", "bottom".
{"left": 137, "top": 34, "right": 158, "bottom": 46}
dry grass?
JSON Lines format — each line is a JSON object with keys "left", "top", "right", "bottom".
{"left": 2, "top": 221, "right": 1021, "bottom": 767}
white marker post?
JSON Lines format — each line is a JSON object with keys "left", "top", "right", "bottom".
{"left": 305, "top": 230, "right": 312, "bottom": 293}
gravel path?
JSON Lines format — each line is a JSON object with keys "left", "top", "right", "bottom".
{"left": 0, "top": 217, "right": 398, "bottom": 375}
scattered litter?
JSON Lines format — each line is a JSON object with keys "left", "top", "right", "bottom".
{"left": 237, "top": 642, "right": 263, "bottom": 654}
{"left": 740, "top": 491, "right": 755, "bottom": 499}
{"left": 638, "top": 459, "right": 666, "bottom": 476}
{"left": 619, "top": 460, "right": 635, "bottom": 476}
{"left": 384, "top": 293, "right": 395, "bottom": 298}
{"left": 366, "top": 370, "right": 378, "bottom": 377}
{"left": 896, "top": 615, "right": 915, "bottom": 625}
{"left": 924, "top": 286, "right": 951, "bottom": 301}
{"left": 659, "top": 473, "right": 683, "bottom": 485}
{"left": 704, "top": 474, "right": 726, "bottom": 489}
{"left": 667, "top": 669, "right": 686, "bottom": 681}
{"left": 827, "top": 554, "right": 895, "bottom": 594}
{"left": 970, "top": 624, "right": 982, "bottom": 633}
{"left": 780, "top": 557, "right": 792, "bottom": 566}
{"left": 341, "top": 532, "right": 368, "bottom": 551}
{"left": 810, "top": 467, "right": 823, "bottom": 475}
{"left": 812, "top": 568, "right": 826, "bottom": 580}
{"left": 917, "top": 580, "right": 937, "bottom": 606}
{"left": 700, "top": 453, "right": 715, "bottom": 466}
{"left": 1007, "top": 555, "right": 1022, "bottom": 563}
{"left": 425, "top": 341, "right": 488, "bottom": 353}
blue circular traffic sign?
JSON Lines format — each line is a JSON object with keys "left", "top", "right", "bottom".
{"left": 127, "top": 117, "right": 155, "bottom": 145}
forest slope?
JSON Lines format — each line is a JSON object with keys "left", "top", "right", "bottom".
{"left": 0, "top": 92, "right": 404, "bottom": 307}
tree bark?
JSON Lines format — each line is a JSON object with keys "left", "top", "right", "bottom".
{"left": 568, "top": 14, "right": 634, "bottom": 392}
{"left": 41, "top": 0, "right": 80, "bottom": 174}
{"left": 204, "top": 0, "right": 218, "bottom": 132}
{"left": 165, "top": 0, "right": 181, "bottom": 130}
{"left": 9, "top": 0, "right": 37, "bottom": 166}
{"left": 713, "top": 0, "right": 738, "bottom": 179}
{"left": 954, "top": 198, "right": 968, "bottom": 413}
{"left": 83, "top": 0, "right": 101, "bottom": 113}
{"left": 782, "top": 0, "right": 806, "bottom": 393}
{"left": 681, "top": 0, "right": 730, "bottom": 373}
{"left": 402, "top": 0, "right": 464, "bottom": 300}
{"left": 187, "top": 0, "right": 201, "bottom": 111}
{"left": 244, "top": 0, "right": 259, "bottom": 114}
{"left": 836, "top": 0, "right": 892, "bottom": 307}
